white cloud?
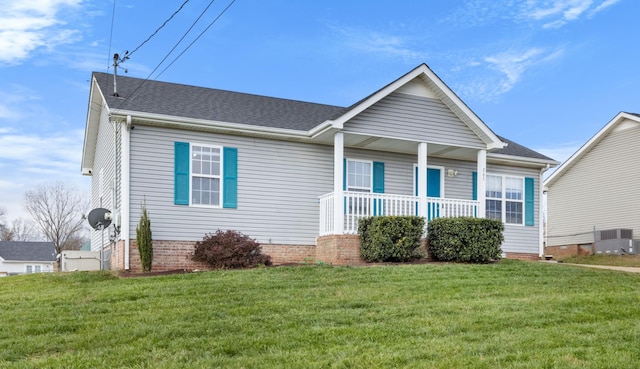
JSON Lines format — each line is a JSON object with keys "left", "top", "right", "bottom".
{"left": 454, "top": 47, "right": 564, "bottom": 101}
{"left": 518, "top": 0, "right": 620, "bottom": 28}
{"left": 328, "top": 25, "right": 427, "bottom": 63}
{"left": 0, "top": 128, "right": 89, "bottom": 220}
{"left": 0, "top": 0, "right": 83, "bottom": 65}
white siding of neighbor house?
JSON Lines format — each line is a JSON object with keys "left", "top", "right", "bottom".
{"left": 486, "top": 164, "right": 542, "bottom": 255}
{"left": 546, "top": 119, "right": 640, "bottom": 247}
{"left": 0, "top": 261, "right": 54, "bottom": 275}
{"left": 342, "top": 92, "right": 485, "bottom": 149}
{"left": 90, "top": 106, "right": 118, "bottom": 252}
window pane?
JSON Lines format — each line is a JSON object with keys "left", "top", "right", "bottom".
{"left": 486, "top": 199, "right": 502, "bottom": 220}
{"left": 506, "top": 201, "right": 523, "bottom": 224}
{"left": 346, "top": 159, "right": 372, "bottom": 192}
{"left": 35, "top": 265, "right": 41, "bottom": 273}
{"left": 486, "top": 175, "right": 502, "bottom": 198}
{"left": 505, "top": 177, "right": 523, "bottom": 200}
{"left": 26, "top": 265, "right": 33, "bottom": 273}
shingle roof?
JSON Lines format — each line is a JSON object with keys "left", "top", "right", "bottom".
{"left": 494, "top": 136, "right": 555, "bottom": 161}
{"left": 93, "top": 71, "right": 553, "bottom": 162}
{"left": 94, "top": 72, "right": 347, "bottom": 131}
{"left": 0, "top": 241, "right": 56, "bottom": 262}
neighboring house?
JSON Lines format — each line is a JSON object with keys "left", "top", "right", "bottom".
{"left": 0, "top": 241, "right": 56, "bottom": 276}
{"left": 544, "top": 112, "right": 640, "bottom": 257}
{"left": 81, "top": 63, "right": 558, "bottom": 272}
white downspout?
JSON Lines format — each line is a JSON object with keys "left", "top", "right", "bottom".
{"left": 123, "top": 115, "right": 131, "bottom": 270}
{"left": 476, "top": 150, "right": 487, "bottom": 218}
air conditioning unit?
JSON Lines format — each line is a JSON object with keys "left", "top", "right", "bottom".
{"left": 594, "top": 229, "right": 637, "bottom": 254}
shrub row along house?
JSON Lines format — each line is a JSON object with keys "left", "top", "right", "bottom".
{"left": 81, "top": 64, "right": 558, "bottom": 272}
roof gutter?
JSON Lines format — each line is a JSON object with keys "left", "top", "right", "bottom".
{"left": 110, "top": 110, "right": 315, "bottom": 141}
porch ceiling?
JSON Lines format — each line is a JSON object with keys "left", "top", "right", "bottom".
{"left": 312, "top": 129, "right": 480, "bottom": 161}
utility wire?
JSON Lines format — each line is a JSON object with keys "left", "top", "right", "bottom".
{"left": 126, "top": 0, "right": 191, "bottom": 58}
{"left": 156, "top": 0, "right": 237, "bottom": 79}
{"left": 111, "top": 0, "right": 237, "bottom": 112}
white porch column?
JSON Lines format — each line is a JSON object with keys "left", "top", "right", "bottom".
{"left": 333, "top": 132, "right": 344, "bottom": 234}
{"left": 476, "top": 149, "right": 487, "bottom": 218}
{"left": 418, "top": 142, "right": 428, "bottom": 219}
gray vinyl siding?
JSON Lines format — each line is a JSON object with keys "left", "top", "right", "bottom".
{"left": 129, "top": 125, "right": 334, "bottom": 245}
{"left": 487, "top": 164, "right": 541, "bottom": 254}
{"left": 343, "top": 92, "right": 485, "bottom": 148}
{"left": 90, "top": 106, "right": 117, "bottom": 251}
{"left": 546, "top": 122, "right": 640, "bottom": 247}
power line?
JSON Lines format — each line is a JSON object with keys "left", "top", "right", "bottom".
{"left": 156, "top": 0, "right": 237, "bottom": 79}
{"left": 126, "top": 0, "right": 191, "bottom": 58}
{"left": 111, "top": 0, "right": 238, "bottom": 112}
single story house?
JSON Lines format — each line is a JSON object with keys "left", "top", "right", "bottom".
{"left": 81, "top": 63, "right": 558, "bottom": 272}
{"left": 0, "top": 241, "right": 56, "bottom": 276}
{"left": 544, "top": 112, "right": 640, "bottom": 257}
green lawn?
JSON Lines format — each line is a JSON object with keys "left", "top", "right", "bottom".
{"left": 560, "top": 254, "right": 640, "bottom": 267}
{"left": 1, "top": 260, "right": 639, "bottom": 368}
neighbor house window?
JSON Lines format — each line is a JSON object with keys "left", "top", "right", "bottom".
{"left": 25, "top": 265, "right": 33, "bottom": 273}
{"left": 34, "top": 265, "right": 41, "bottom": 273}
{"left": 486, "top": 174, "right": 524, "bottom": 225}
{"left": 191, "top": 145, "right": 221, "bottom": 206}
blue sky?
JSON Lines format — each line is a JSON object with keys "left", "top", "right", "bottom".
{"left": 0, "top": 0, "right": 635, "bottom": 220}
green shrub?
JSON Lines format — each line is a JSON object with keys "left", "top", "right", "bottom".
{"left": 427, "top": 217, "right": 503, "bottom": 263}
{"left": 358, "top": 216, "right": 425, "bottom": 262}
{"left": 192, "top": 230, "right": 272, "bottom": 269}
{"left": 135, "top": 204, "right": 153, "bottom": 272}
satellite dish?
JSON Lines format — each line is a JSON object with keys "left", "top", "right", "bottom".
{"left": 87, "top": 208, "right": 112, "bottom": 230}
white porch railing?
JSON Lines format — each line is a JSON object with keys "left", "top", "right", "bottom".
{"left": 319, "top": 191, "right": 479, "bottom": 236}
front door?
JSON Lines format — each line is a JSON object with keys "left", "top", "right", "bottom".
{"left": 415, "top": 166, "right": 443, "bottom": 220}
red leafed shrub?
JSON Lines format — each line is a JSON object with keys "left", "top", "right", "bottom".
{"left": 192, "top": 230, "right": 272, "bottom": 269}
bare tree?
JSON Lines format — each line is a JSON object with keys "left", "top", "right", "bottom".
{"left": 1, "top": 218, "right": 37, "bottom": 241}
{"left": 24, "top": 182, "right": 87, "bottom": 255}
{"left": 0, "top": 206, "right": 6, "bottom": 232}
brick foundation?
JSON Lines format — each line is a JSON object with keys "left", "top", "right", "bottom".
{"left": 502, "top": 252, "right": 541, "bottom": 261}
{"left": 111, "top": 236, "right": 543, "bottom": 271}
{"left": 316, "top": 235, "right": 367, "bottom": 265}
{"left": 261, "top": 244, "right": 316, "bottom": 264}
{"left": 544, "top": 244, "right": 593, "bottom": 259}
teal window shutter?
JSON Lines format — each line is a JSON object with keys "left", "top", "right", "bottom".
{"left": 343, "top": 158, "right": 347, "bottom": 191}
{"left": 372, "top": 161, "right": 384, "bottom": 216}
{"left": 223, "top": 147, "right": 238, "bottom": 208}
{"left": 524, "top": 177, "right": 534, "bottom": 226}
{"left": 372, "top": 162, "right": 384, "bottom": 193}
{"left": 472, "top": 172, "right": 477, "bottom": 200}
{"left": 174, "top": 142, "right": 190, "bottom": 205}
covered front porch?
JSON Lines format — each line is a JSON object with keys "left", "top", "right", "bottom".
{"left": 316, "top": 131, "right": 492, "bottom": 237}
{"left": 319, "top": 191, "right": 479, "bottom": 235}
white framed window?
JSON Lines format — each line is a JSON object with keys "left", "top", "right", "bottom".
{"left": 34, "top": 265, "right": 41, "bottom": 273}
{"left": 486, "top": 174, "right": 524, "bottom": 225}
{"left": 25, "top": 265, "right": 33, "bottom": 273}
{"left": 191, "top": 144, "right": 222, "bottom": 206}
{"left": 346, "top": 159, "right": 372, "bottom": 192}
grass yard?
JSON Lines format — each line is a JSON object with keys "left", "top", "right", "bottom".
{"left": 1, "top": 260, "right": 639, "bottom": 368}
{"left": 560, "top": 254, "right": 640, "bottom": 267}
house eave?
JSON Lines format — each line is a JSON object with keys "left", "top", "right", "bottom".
{"left": 111, "top": 110, "right": 315, "bottom": 141}
{"left": 487, "top": 153, "right": 560, "bottom": 168}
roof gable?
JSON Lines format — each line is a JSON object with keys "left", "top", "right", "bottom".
{"left": 0, "top": 241, "right": 56, "bottom": 262}
{"left": 329, "top": 64, "right": 506, "bottom": 150}
{"left": 544, "top": 112, "right": 640, "bottom": 188}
